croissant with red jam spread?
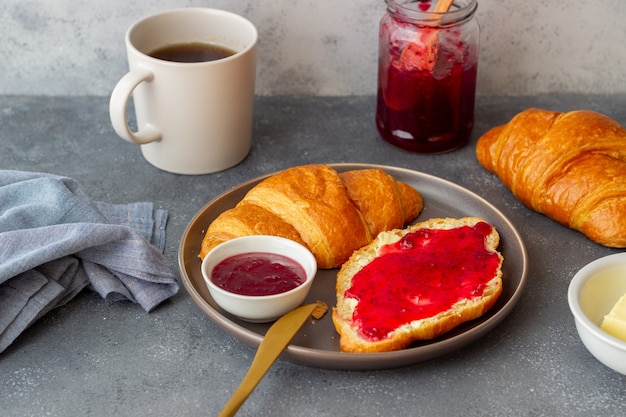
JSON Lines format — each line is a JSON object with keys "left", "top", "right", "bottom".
{"left": 332, "top": 217, "right": 503, "bottom": 353}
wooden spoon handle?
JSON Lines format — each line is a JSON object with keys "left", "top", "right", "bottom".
{"left": 434, "top": 0, "right": 454, "bottom": 14}
{"left": 217, "top": 303, "right": 317, "bottom": 417}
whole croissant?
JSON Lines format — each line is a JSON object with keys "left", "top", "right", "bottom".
{"left": 476, "top": 108, "right": 626, "bottom": 247}
{"left": 199, "top": 164, "right": 423, "bottom": 268}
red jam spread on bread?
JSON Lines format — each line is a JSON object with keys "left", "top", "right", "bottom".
{"left": 211, "top": 252, "right": 306, "bottom": 296}
{"left": 345, "top": 222, "right": 500, "bottom": 341}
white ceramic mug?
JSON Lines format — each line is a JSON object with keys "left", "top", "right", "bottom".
{"left": 109, "top": 8, "right": 257, "bottom": 175}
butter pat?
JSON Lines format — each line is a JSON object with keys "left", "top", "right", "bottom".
{"left": 601, "top": 291, "right": 626, "bottom": 342}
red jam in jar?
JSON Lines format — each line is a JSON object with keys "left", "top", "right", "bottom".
{"left": 376, "top": 0, "right": 480, "bottom": 153}
{"left": 345, "top": 222, "right": 501, "bottom": 341}
{"left": 211, "top": 252, "right": 306, "bottom": 296}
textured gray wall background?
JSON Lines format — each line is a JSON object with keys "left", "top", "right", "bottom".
{"left": 1, "top": 0, "right": 624, "bottom": 96}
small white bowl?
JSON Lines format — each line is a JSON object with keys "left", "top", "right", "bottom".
{"left": 568, "top": 252, "right": 626, "bottom": 375}
{"left": 201, "top": 235, "right": 317, "bottom": 323}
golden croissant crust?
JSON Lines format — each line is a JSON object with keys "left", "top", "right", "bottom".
{"left": 199, "top": 164, "right": 423, "bottom": 269}
{"left": 476, "top": 108, "right": 626, "bottom": 247}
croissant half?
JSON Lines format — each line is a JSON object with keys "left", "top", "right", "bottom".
{"left": 476, "top": 108, "right": 626, "bottom": 247}
{"left": 199, "top": 164, "right": 423, "bottom": 269}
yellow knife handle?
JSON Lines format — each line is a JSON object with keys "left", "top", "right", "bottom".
{"left": 217, "top": 303, "right": 317, "bottom": 417}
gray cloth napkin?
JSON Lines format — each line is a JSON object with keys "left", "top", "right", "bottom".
{"left": 0, "top": 170, "right": 179, "bottom": 353}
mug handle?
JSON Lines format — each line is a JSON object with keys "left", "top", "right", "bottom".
{"left": 109, "top": 67, "right": 162, "bottom": 145}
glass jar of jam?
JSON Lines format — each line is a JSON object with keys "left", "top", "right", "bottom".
{"left": 376, "top": 0, "right": 480, "bottom": 153}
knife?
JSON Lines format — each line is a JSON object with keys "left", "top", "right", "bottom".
{"left": 217, "top": 303, "right": 318, "bottom": 417}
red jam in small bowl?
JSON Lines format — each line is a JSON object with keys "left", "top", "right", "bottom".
{"left": 211, "top": 252, "right": 307, "bottom": 296}
{"left": 201, "top": 235, "right": 317, "bottom": 322}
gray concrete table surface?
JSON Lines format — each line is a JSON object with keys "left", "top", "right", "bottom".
{"left": 1, "top": 94, "right": 625, "bottom": 416}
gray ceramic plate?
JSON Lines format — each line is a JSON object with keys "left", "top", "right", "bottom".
{"left": 178, "top": 163, "right": 528, "bottom": 370}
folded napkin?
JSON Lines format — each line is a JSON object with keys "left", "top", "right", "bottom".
{"left": 0, "top": 170, "right": 179, "bottom": 353}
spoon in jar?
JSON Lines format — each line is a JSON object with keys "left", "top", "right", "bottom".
{"left": 398, "top": 0, "right": 455, "bottom": 70}
{"left": 217, "top": 302, "right": 319, "bottom": 417}
{"left": 433, "top": 0, "right": 454, "bottom": 14}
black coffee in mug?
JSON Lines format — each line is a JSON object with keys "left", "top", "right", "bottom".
{"left": 148, "top": 42, "right": 236, "bottom": 63}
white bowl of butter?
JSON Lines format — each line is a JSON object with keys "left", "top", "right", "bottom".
{"left": 568, "top": 252, "right": 626, "bottom": 375}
